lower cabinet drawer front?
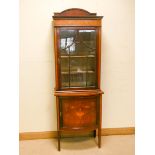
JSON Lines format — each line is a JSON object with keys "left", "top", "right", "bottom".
{"left": 60, "top": 97, "right": 97, "bottom": 128}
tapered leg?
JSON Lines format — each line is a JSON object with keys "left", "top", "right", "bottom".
{"left": 98, "top": 94, "right": 102, "bottom": 148}
{"left": 58, "top": 131, "right": 61, "bottom": 151}
{"left": 93, "top": 130, "right": 96, "bottom": 138}
{"left": 98, "top": 128, "right": 101, "bottom": 148}
{"left": 56, "top": 97, "right": 61, "bottom": 151}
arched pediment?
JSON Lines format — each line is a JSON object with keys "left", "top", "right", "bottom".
{"left": 53, "top": 8, "right": 103, "bottom": 24}
{"left": 54, "top": 8, "right": 96, "bottom": 17}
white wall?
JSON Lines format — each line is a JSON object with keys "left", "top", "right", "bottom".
{"left": 20, "top": 0, "right": 134, "bottom": 132}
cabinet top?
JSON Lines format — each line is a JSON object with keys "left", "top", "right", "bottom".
{"left": 53, "top": 8, "right": 103, "bottom": 20}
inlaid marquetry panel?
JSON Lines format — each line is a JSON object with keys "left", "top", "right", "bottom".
{"left": 60, "top": 97, "right": 97, "bottom": 128}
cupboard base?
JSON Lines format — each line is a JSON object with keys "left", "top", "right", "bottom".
{"left": 55, "top": 92, "right": 103, "bottom": 151}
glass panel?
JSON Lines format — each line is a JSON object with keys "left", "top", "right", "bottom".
{"left": 60, "top": 57, "right": 69, "bottom": 88}
{"left": 87, "top": 74, "right": 96, "bottom": 87}
{"left": 87, "top": 57, "right": 96, "bottom": 71}
{"left": 87, "top": 57, "right": 96, "bottom": 87}
{"left": 61, "top": 74, "right": 69, "bottom": 88}
{"left": 59, "top": 28, "right": 97, "bottom": 89}
{"left": 60, "top": 30, "right": 76, "bottom": 56}
{"left": 79, "top": 30, "right": 96, "bottom": 56}
{"left": 70, "top": 58, "right": 86, "bottom": 72}
{"left": 70, "top": 58, "right": 86, "bottom": 87}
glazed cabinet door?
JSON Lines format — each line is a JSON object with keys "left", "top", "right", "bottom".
{"left": 58, "top": 27, "right": 98, "bottom": 89}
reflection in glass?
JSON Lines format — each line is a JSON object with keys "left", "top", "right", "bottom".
{"left": 60, "top": 37, "right": 75, "bottom": 54}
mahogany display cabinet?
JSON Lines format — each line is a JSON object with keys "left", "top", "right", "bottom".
{"left": 53, "top": 8, "right": 104, "bottom": 151}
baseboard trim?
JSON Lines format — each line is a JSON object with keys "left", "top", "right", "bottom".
{"left": 101, "top": 127, "right": 135, "bottom": 136}
{"left": 19, "top": 127, "right": 135, "bottom": 141}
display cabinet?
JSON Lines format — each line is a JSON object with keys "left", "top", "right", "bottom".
{"left": 53, "top": 8, "right": 103, "bottom": 151}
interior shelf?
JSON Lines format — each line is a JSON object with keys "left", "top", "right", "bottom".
{"left": 60, "top": 55, "right": 95, "bottom": 58}
{"left": 61, "top": 71, "right": 95, "bottom": 74}
{"left": 61, "top": 83, "right": 96, "bottom": 88}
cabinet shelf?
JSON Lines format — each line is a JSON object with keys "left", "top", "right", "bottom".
{"left": 61, "top": 82, "right": 96, "bottom": 88}
{"left": 61, "top": 71, "right": 95, "bottom": 74}
{"left": 60, "top": 55, "right": 95, "bottom": 58}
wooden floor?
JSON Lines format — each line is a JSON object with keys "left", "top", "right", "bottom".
{"left": 20, "top": 135, "right": 135, "bottom": 155}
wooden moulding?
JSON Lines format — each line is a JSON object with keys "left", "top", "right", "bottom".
{"left": 54, "top": 19, "right": 101, "bottom": 26}
{"left": 54, "top": 89, "right": 104, "bottom": 97}
{"left": 53, "top": 19, "right": 102, "bottom": 27}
